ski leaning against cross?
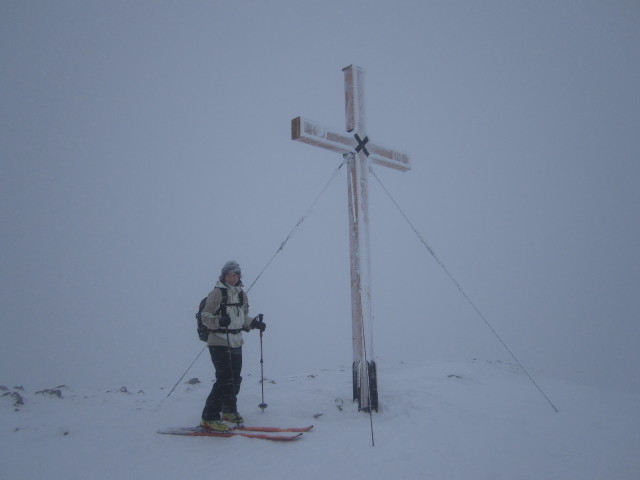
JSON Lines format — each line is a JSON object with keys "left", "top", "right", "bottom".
{"left": 198, "top": 260, "right": 266, "bottom": 432}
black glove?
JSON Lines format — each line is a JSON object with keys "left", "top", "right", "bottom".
{"left": 251, "top": 314, "right": 266, "bottom": 332}
{"left": 219, "top": 315, "right": 231, "bottom": 328}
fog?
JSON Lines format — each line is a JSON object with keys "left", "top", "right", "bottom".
{"left": 1, "top": 1, "right": 638, "bottom": 395}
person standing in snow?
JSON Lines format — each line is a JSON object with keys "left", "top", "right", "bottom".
{"left": 199, "top": 260, "right": 266, "bottom": 432}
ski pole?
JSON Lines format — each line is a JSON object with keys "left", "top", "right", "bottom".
{"left": 226, "top": 327, "right": 241, "bottom": 427}
{"left": 259, "top": 328, "right": 268, "bottom": 411}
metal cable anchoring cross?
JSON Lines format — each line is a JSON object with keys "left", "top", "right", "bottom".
{"left": 370, "top": 166, "right": 560, "bottom": 414}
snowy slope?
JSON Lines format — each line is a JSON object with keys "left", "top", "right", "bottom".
{"left": 1, "top": 359, "right": 638, "bottom": 480}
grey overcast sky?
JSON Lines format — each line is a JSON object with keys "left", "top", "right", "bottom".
{"left": 1, "top": 1, "right": 639, "bottom": 394}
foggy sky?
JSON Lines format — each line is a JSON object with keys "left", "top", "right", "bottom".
{"left": 1, "top": 1, "right": 639, "bottom": 396}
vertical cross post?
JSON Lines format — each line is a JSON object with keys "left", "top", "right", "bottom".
{"left": 291, "top": 65, "right": 410, "bottom": 411}
{"left": 344, "top": 66, "right": 376, "bottom": 411}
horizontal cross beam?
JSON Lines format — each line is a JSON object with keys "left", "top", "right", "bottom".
{"left": 292, "top": 116, "right": 410, "bottom": 172}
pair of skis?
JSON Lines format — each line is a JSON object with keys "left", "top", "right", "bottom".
{"left": 157, "top": 424, "right": 313, "bottom": 442}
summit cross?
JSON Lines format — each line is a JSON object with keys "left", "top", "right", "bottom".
{"left": 291, "top": 65, "right": 410, "bottom": 411}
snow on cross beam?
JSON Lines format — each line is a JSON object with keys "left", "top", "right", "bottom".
{"left": 291, "top": 116, "right": 410, "bottom": 172}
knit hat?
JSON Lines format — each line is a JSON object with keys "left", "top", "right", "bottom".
{"left": 219, "top": 260, "right": 241, "bottom": 281}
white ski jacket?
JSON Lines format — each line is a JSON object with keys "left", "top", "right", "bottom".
{"left": 200, "top": 281, "right": 252, "bottom": 348}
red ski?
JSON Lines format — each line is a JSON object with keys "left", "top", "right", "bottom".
{"left": 157, "top": 427, "right": 303, "bottom": 441}
{"left": 232, "top": 425, "right": 314, "bottom": 433}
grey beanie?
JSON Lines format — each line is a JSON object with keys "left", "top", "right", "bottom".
{"left": 219, "top": 260, "right": 241, "bottom": 281}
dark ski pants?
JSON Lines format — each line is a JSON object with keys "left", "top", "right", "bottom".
{"left": 202, "top": 345, "right": 242, "bottom": 421}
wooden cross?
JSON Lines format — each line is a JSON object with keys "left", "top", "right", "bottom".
{"left": 291, "top": 65, "right": 410, "bottom": 411}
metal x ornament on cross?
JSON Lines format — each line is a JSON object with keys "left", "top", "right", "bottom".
{"left": 291, "top": 65, "right": 411, "bottom": 412}
{"left": 354, "top": 133, "right": 369, "bottom": 156}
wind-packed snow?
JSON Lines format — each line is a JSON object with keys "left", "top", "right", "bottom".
{"left": 2, "top": 359, "right": 638, "bottom": 479}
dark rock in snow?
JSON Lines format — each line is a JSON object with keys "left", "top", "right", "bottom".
{"left": 35, "top": 388, "right": 63, "bottom": 398}
{"left": 2, "top": 391, "right": 25, "bottom": 407}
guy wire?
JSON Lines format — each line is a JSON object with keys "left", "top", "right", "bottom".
{"left": 369, "top": 167, "right": 559, "bottom": 413}
{"left": 246, "top": 160, "right": 345, "bottom": 293}
{"left": 165, "top": 161, "right": 345, "bottom": 400}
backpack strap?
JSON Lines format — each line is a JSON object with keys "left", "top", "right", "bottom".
{"left": 209, "top": 328, "right": 243, "bottom": 334}
{"left": 213, "top": 287, "right": 229, "bottom": 316}
{"left": 215, "top": 287, "right": 244, "bottom": 316}
{"left": 236, "top": 291, "right": 244, "bottom": 307}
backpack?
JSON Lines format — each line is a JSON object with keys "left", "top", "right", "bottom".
{"left": 195, "top": 288, "right": 245, "bottom": 342}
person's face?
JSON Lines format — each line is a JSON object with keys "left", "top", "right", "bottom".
{"left": 224, "top": 272, "right": 239, "bottom": 286}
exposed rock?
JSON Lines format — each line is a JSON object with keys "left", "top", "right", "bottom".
{"left": 35, "top": 388, "right": 63, "bottom": 398}
{"left": 2, "top": 391, "right": 25, "bottom": 407}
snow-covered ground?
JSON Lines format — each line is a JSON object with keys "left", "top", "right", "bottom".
{"left": 1, "top": 358, "right": 638, "bottom": 479}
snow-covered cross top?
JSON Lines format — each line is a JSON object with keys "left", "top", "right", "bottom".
{"left": 291, "top": 65, "right": 410, "bottom": 411}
